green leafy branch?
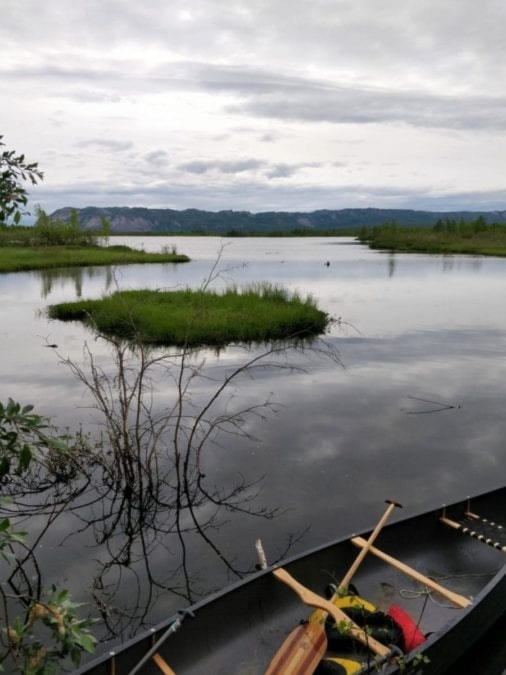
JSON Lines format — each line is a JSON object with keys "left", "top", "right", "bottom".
{"left": 0, "top": 400, "right": 97, "bottom": 673}
{"left": 3, "top": 588, "right": 97, "bottom": 674}
{"left": 0, "top": 135, "right": 43, "bottom": 225}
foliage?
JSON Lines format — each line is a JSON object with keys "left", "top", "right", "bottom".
{"left": 0, "top": 399, "right": 57, "bottom": 481}
{"left": 358, "top": 217, "right": 506, "bottom": 256}
{"left": 32, "top": 208, "right": 99, "bottom": 247}
{"left": 5, "top": 589, "right": 96, "bottom": 674}
{"left": 0, "top": 244, "right": 190, "bottom": 273}
{"left": 47, "top": 283, "right": 330, "bottom": 346}
{"left": 0, "top": 136, "right": 43, "bottom": 226}
{"left": 31, "top": 209, "right": 113, "bottom": 247}
{"left": 0, "top": 399, "right": 97, "bottom": 673}
{"left": 0, "top": 205, "right": 191, "bottom": 272}
{"left": 396, "top": 651, "right": 431, "bottom": 673}
{"left": 0, "top": 209, "right": 120, "bottom": 250}
{"left": 99, "top": 216, "right": 111, "bottom": 245}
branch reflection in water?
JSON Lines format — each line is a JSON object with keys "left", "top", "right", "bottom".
{"left": 7, "top": 329, "right": 340, "bottom": 645}
{"left": 37, "top": 265, "right": 116, "bottom": 299}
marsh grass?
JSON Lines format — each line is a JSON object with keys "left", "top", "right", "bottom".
{"left": 48, "top": 283, "right": 330, "bottom": 346}
{"left": 0, "top": 245, "right": 189, "bottom": 273}
{"left": 359, "top": 219, "right": 506, "bottom": 256}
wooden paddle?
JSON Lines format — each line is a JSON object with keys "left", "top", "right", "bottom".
{"left": 264, "top": 621, "right": 327, "bottom": 675}
{"left": 339, "top": 499, "right": 402, "bottom": 591}
{"left": 263, "top": 568, "right": 391, "bottom": 675}
{"left": 255, "top": 540, "right": 328, "bottom": 675}
{"left": 351, "top": 537, "right": 471, "bottom": 608}
{"left": 260, "top": 500, "right": 399, "bottom": 674}
{"left": 272, "top": 567, "right": 391, "bottom": 657}
{"left": 304, "top": 499, "right": 401, "bottom": 635}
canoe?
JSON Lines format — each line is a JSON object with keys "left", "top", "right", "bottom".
{"left": 74, "top": 484, "right": 506, "bottom": 674}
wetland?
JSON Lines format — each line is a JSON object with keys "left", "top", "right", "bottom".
{"left": 1, "top": 235, "right": 506, "bottom": 667}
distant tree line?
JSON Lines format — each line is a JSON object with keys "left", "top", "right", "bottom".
{"left": 50, "top": 205, "right": 506, "bottom": 235}
{"left": 0, "top": 208, "right": 111, "bottom": 247}
{"left": 358, "top": 216, "right": 506, "bottom": 242}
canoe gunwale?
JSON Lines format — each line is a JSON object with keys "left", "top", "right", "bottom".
{"left": 388, "top": 562, "right": 506, "bottom": 673}
{"left": 73, "top": 484, "right": 506, "bottom": 675}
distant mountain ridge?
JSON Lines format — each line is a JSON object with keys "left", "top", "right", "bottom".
{"left": 49, "top": 206, "right": 506, "bottom": 234}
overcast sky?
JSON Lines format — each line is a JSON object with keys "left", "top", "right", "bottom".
{"left": 3, "top": 0, "right": 506, "bottom": 214}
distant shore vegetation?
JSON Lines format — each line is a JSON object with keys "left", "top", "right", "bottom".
{"left": 108, "top": 228, "right": 360, "bottom": 237}
{"left": 0, "top": 209, "right": 189, "bottom": 272}
{"left": 50, "top": 205, "right": 506, "bottom": 235}
{"left": 358, "top": 217, "right": 506, "bottom": 256}
{"left": 47, "top": 284, "right": 330, "bottom": 346}
{"left": 0, "top": 246, "right": 189, "bottom": 273}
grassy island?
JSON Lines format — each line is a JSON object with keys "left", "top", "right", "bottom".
{"left": 0, "top": 211, "right": 189, "bottom": 272}
{"left": 358, "top": 218, "right": 506, "bottom": 257}
{"left": 0, "top": 245, "right": 189, "bottom": 273}
{"left": 48, "top": 284, "right": 330, "bottom": 346}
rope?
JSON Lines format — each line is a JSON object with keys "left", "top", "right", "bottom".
{"left": 399, "top": 572, "right": 495, "bottom": 609}
{"left": 413, "top": 589, "right": 430, "bottom": 640}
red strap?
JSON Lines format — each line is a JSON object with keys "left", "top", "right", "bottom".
{"left": 387, "top": 604, "right": 426, "bottom": 651}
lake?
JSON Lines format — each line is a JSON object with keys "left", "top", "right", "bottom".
{"left": 1, "top": 236, "right": 506, "bottom": 665}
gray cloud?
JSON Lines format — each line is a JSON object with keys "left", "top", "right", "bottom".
{"left": 266, "top": 164, "right": 297, "bottom": 179}
{"left": 144, "top": 150, "right": 170, "bottom": 163}
{"left": 178, "top": 159, "right": 265, "bottom": 174}
{"left": 76, "top": 139, "right": 133, "bottom": 152}
{"left": 6, "top": 57, "right": 506, "bottom": 131}
{"left": 265, "top": 162, "right": 322, "bottom": 179}
{"left": 3, "top": 1, "right": 506, "bottom": 88}
{"left": 220, "top": 76, "right": 506, "bottom": 131}
{"left": 176, "top": 158, "right": 323, "bottom": 180}
{"left": 4, "top": 1, "right": 506, "bottom": 213}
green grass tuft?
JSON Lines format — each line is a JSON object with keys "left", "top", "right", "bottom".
{"left": 48, "top": 284, "right": 330, "bottom": 346}
{"left": 0, "top": 245, "right": 189, "bottom": 273}
{"left": 358, "top": 219, "right": 506, "bottom": 257}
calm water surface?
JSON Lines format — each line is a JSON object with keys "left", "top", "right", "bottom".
{"left": 1, "top": 237, "right": 505, "bottom": 665}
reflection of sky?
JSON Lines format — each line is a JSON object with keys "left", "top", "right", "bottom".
{"left": 1, "top": 238, "right": 506, "bottom": 638}
{"left": 205, "top": 328, "right": 506, "bottom": 521}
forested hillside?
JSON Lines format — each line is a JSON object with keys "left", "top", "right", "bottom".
{"left": 49, "top": 206, "right": 506, "bottom": 234}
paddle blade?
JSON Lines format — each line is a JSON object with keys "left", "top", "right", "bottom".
{"left": 265, "top": 622, "right": 326, "bottom": 675}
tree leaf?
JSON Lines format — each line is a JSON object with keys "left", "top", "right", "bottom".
{"left": 19, "top": 444, "right": 32, "bottom": 471}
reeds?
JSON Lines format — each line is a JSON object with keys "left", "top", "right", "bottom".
{"left": 48, "top": 283, "right": 329, "bottom": 346}
{"left": 358, "top": 220, "right": 506, "bottom": 256}
{"left": 0, "top": 245, "right": 189, "bottom": 273}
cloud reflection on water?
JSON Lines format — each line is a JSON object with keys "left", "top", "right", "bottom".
{"left": 1, "top": 238, "right": 506, "bottom": 653}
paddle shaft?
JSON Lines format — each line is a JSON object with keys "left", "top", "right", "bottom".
{"left": 340, "top": 499, "right": 401, "bottom": 590}
{"left": 273, "top": 568, "right": 391, "bottom": 657}
{"left": 258, "top": 539, "right": 390, "bottom": 674}
{"left": 351, "top": 536, "right": 471, "bottom": 608}
{"left": 307, "top": 499, "right": 401, "bottom": 627}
